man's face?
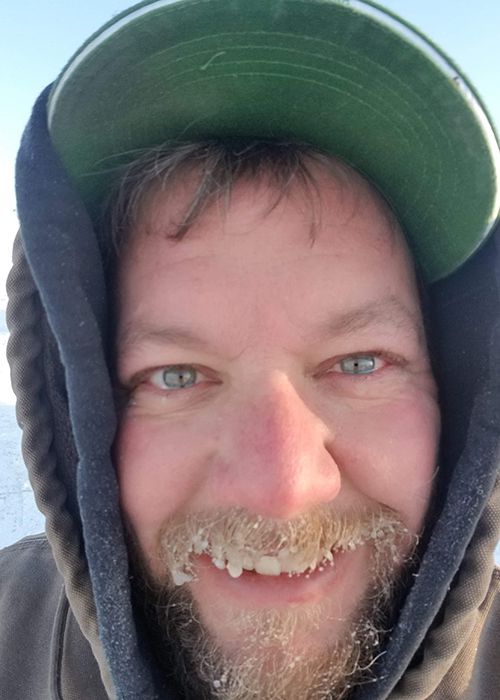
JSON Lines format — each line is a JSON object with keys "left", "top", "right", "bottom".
{"left": 115, "top": 163, "right": 440, "bottom": 697}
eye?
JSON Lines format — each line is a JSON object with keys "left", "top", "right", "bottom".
{"left": 335, "top": 355, "right": 384, "bottom": 375}
{"left": 149, "top": 365, "right": 200, "bottom": 390}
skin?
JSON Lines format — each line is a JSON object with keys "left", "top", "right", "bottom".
{"left": 114, "top": 163, "right": 440, "bottom": 658}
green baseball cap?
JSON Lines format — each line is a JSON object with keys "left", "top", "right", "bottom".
{"left": 47, "top": 0, "right": 500, "bottom": 282}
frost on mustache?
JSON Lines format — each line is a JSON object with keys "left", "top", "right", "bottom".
{"left": 157, "top": 506, "right": 411, "bottom": 586}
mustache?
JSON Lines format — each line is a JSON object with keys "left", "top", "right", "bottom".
{"left": 156, "top": 504, "right": 415, "bottom": 585}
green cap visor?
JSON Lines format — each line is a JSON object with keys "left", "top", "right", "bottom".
{"left": 48, "top": 0, "right": 500, "bottom": 281}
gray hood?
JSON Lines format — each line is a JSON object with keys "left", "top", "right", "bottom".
{"left": 7, "top": 82, "right": 500, "bottom": 699}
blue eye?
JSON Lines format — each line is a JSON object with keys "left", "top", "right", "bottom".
{"left": 150, "top": 365, "right": 198, "bottom": 390}
{"left": 339, "top": 356, "right": 379, "bottom": 374}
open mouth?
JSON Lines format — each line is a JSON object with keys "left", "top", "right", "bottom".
{"left": 209, "top": 546, "right": 336, "bottom": 579}
{"left": 163, "top": 508, "right": 408, "bottom": 588}
{"left": 170, "top": 539, "right": 361, "bottom": 586}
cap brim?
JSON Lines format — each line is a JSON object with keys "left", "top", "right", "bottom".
{"left": 48, "top": 0, "right": 500, "bottom": 281}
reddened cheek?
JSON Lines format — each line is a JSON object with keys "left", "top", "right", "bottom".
{"left": 115, "top": 414, "right": 220, "bottom": 531}
{"left": 115, "top": 426, "right": 164, "bottom": 538}
{"left": 327, "top": 397, "right": 439, "bottom": 530}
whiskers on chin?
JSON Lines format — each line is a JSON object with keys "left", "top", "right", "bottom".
{"left": 130, "top": 504, "right": 417, "bottom": 700}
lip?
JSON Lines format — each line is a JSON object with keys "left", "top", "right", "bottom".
{"left": 188, "top": 547, "right": 363, "bottom": 607}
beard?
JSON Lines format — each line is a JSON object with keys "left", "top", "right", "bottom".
{"left": 128, "top": 505, "right": 417, "bottom": 700}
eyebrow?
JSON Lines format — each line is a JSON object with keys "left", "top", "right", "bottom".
{"left": 312, "top": 295, "right": 424, "bottom": 344}
{"left": 118, "top": 294, "right": 424, "bottom": 355}
{"left": 117, "top": 323, "right": 214, "bottom": 355}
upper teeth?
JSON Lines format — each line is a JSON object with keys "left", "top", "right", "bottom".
{"left": 166, "top": 509, "right": 406, "bottom": 587}
{"left": 213, "top": 547, "right": 336, "bottom": 579}
{"left": 170, "top": 546, "right": 337, "bottom": 585}
{"left": 254, "top": 555, "right": 281, "bottom": 576}
{"left": 168, "top": 526, "right": 368, "bottom": 586}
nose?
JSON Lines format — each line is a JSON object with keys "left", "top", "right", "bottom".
{"left": 217, "top": 374, "right": 341, "bottom": 519}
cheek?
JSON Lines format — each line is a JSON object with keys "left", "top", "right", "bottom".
{"left": 332, "top": 395, "right": 440, "bottom": 532}
{"left": 114, "top": 415, "right": 209, "bottom": 561}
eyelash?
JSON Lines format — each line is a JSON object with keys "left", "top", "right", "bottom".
{"left": 324, "top": 351, "right": 399, "bottom": 377}
{"left": 125, "top": 364, "right": 215, "bottom": 397}
{"left": 312, "top": 349, "right": 399, "bottom": 378}
{"left": 129, "top": 350, "right": 400, "bottom": 396}
{"left": 150, "top": 365, "right": 203, "bottom": 390}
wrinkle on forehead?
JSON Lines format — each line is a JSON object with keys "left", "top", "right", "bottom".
{"left": 117, "top": 293, "right": 425, "bottom": 363}
{"left": 116, "top": 161, "right": 424, "bottom": 366}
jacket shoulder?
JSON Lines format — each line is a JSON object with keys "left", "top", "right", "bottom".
{"left": 430, "top": 567, "right": 500, "bottom": 699}
{"left": 461, "top": 567, "right": 500, "bottom": 699}
{"left": 0, "top": 534, "right": 108, "bottom": 700}
{"left": 0, "top": 534, "right": 63, "bottom": 698}
{"left": 0, "top": 532, "right": 61, "bottom": 596}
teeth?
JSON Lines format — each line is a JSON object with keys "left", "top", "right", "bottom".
{"left": 203, "top": 544, "right": 346, "bottom": 577}
{"left": 255, "top": 555, "right": 281, "bottom": 576}
{"left": 169, "top": 549, "right": 335, "bottom": 586}
{"left": 175, "top": 529, "right": 361, "bottom": 585}
{"left": 227, "top": 561, "right": 244, "bottom": 578}
{"left": 211, "top": 548, "right": 339, "bottom": 577}
{"left": 242, "top": 554, "right": 254, "bottom": 570}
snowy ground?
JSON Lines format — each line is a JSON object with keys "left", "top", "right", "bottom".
{"left": 0, "top": 308, "right": 44, "bottom": 549}
{"left": 0, "top": 402, "right": 44, "bottom": 549}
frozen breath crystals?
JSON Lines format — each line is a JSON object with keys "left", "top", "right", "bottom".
{"left": 159, "top": 507, "right": 411, "bottom": 587}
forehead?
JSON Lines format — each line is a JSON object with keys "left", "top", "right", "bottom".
{"left": 116, "top": 163, "right": 421, "bottom": 349}
{"left": 125, "top": 159, "right": 403, "bottom": 256}
{"left": 121, "top": 159, "right": 410, "bottom": 268}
